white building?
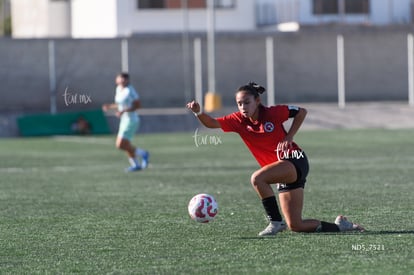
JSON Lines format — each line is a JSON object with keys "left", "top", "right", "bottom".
{"left": 11, "top": 0, "right": 71, "bottom": 38}
{"left": 71, "top": 0, "right": 255, "bottom": 38}
{"left": 11, "top": 0, "right": 414, "bottom": 39}
{"left": 296, "top": 0, "right": 413, "bottom": 25}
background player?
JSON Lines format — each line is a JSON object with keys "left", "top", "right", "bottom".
{"left": 186, "top": 82, "right": 364, "bottom": 236}
{"left": 102, "top": 73, "right": 149, "bottom": 172}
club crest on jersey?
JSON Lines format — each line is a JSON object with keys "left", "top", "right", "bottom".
{"left": 264, "top": 122, "right": 274, "bottom": 133}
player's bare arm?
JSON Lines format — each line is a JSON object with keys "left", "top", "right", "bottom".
{"left": 102, "top": 103, "right": 118, "bottom": 112}
{"left": 279, "top": 108, "right": 307, "bottom": 151}
{"left": 186, "top": 100, "right": 221, "bottom": 129}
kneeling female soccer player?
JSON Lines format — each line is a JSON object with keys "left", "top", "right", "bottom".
{"left": 186, "top": 82, "right": 364, "bottom": 236}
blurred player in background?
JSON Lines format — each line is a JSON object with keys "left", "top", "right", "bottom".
{"left": 102, "top": 73, "right": 149, "bottom": 172}
{"left": 187, "top": 82, "right": 364, "bottom": 236}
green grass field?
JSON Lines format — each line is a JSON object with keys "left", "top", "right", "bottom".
{"left": 1, "top": 129, "right": 413, "bottom": 274}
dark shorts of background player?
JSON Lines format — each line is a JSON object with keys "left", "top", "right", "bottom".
{"left": 277, "top": 151, "right": 309, "bottom": 193}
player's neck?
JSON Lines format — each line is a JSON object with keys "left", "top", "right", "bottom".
{"left": 249, "top": 106, "right": 260, "bottom": 122}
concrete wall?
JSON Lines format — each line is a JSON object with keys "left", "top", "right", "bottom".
{"left": 0, "top": 26, "right": 412, "bottom": 114}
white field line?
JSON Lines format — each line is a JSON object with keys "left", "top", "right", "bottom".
{"left": 51, "top": 136, "right": 114, "bottom": 145}
{"left": 0, "top": 161, "right": 256, "bottom": 174}
{"left": 0, "top": 165, "right": 113, "bottom": 173}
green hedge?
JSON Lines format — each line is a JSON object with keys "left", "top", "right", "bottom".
{"left": 17, "top": 109, "right": 110, "bottom": 136}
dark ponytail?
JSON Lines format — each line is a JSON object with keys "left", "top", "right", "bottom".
{"left": 237, "top": 82, "right": 266, "bottom": 98}
{"left": 118, "top": 72, "right": 130, "bottom": 81}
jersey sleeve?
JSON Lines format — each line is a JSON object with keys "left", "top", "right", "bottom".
{"left": 216, "top": 113, "right": 241, "bottom": 132}
{"left": 271, "top": 105, "right": 290, "bottom": 123}
{"left": 128, "top": 85, "right": 139, "bottom": 101}
{"left": 288, "top": 105, "right": 300, "bottom": 117}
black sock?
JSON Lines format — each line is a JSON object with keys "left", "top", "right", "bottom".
{"left": 261, "top": 196, "right": 282, "bottom": 222}
{"left": 316, "top": 221, "right": 340, "bottom": 232}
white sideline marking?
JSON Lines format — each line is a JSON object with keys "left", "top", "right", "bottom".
{"left": 0, "top": 165, "right": 113, "bottom": 173}
{"left": 51, "top": 136, "right": 113, "bottom": 145}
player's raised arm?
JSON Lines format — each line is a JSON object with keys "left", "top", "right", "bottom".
{"left": 186, "top": 100, "right": 221, "bottom": 129}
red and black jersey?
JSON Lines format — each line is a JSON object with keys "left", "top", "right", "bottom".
{"left": 217, "top": 105, "right": 302, "bottom": 167}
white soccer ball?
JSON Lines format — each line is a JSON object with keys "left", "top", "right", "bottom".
{"left": 188, "top": 193, "right": 218, "bottom": 223}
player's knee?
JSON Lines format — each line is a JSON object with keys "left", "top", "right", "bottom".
{"left": 115, "top": 141, "right": 123, "bottom": 150}
{"left": 250, "top": 171, "right": 263, "bottom": 187}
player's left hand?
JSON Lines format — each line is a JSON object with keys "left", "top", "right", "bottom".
{"left": 277, "top": 136, "right": 293, "bottom": 152}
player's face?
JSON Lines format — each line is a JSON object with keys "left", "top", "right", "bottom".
{"left": 115, "top": 76, "right": 127, "bottom": 87}
{"left": 235, "top": 91, "right": 260, "bottom": 119}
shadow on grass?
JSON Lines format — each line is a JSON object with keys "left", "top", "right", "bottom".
{"left": 238, "top": 230, "right": 414, "bottom": 240}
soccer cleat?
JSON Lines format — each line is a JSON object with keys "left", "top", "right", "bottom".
{"left": 335, "top": 215, "right": 365, "bottom": 232}
{"left": 125, "top": 165, "right": 142, "bottom": 172}
{"left": 258, "top": 221, "right": 287, "bottom": 236}
{"left": 141, "top": 151, "right": 150, "bottom": 169}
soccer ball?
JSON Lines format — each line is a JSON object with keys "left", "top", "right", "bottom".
{"left": 188, "top": 193, "right": 218, "bottom": 223}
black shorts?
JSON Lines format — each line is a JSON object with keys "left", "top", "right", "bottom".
{"left": 277, "top": 151, "right": 309, "bottom": 193}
